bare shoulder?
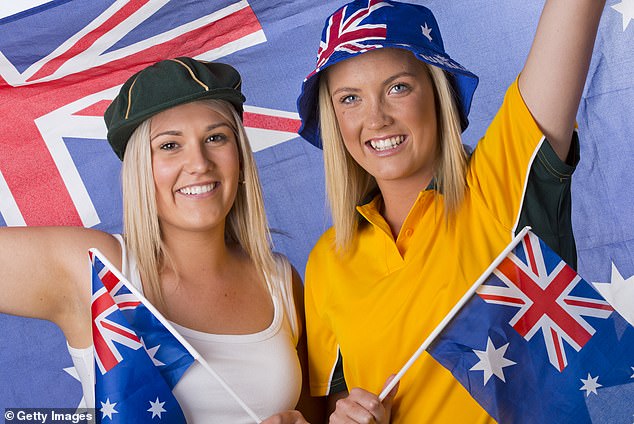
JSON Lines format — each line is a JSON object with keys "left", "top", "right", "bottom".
{"left": 17, "top": 226, "right": 122, "bottom": 270}
{"left": 0, "top": 226, "right": 123, "bottom": 347}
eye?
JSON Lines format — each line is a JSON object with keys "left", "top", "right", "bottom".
{"left": 159, "top": 142, "right": 178, "bottom": 151}
{"left": 205, "top": 133, "right": 228, "bottom": 144}
{"left": 389, "top": 83, "right": 410, "bottom": 95}
{"left": 339, "top": 94, "right": 358, "bottom": 105}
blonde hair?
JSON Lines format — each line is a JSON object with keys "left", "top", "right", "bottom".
{"left": 319, "top": 61, "right": 467, "bottom": 251}
{"left": 121, "top": 99, "right": 275, "bottom": 307}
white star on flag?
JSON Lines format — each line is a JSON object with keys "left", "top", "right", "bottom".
{"left": 630, "top": 366, "right": 634, "bottom": 379}
{"left": 100, "top": 398, "right": 118, "bottom": 420}
{"left": 63, "top": 366, "right": 86, "bottom": 408}
{"left": 141, "top": 338, "right": 165, "bottom": 367}
{"left": 579, "top": 373, "right": 602, "bottom": 397}
{"left": 421, "top": 22, "right": 433, "bottom": 42}
{"left": 148, "top": 397, "right": 167, "bottom": 419}
{"left": 470, "top": 337, "right": 516, "bottom": 384}
{"left": 612, "top": 0, "right": 634, "bottom": 31}
{"left": 592, "top": 262, "right": 634, "bottom": 326}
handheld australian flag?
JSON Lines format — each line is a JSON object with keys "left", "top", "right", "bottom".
{"left": 90, "top": 250, "right": 194, "bottom": 423}
{"left": 428, "top": 228, "right": 634, "bottom": 423}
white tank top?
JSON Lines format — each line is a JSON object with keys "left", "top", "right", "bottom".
{"left": 68, "top": 236, "right": 302, "bottom": 423}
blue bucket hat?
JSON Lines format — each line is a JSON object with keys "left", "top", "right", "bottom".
{"left": 297, "top": 0, "right": 479, "bottom": 149}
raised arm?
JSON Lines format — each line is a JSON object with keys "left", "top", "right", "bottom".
{"left": 519, "top": 0, "right": 606, "bottom": 160}
{"left": 0, "top": 227, "right": 121, "bottom": 347}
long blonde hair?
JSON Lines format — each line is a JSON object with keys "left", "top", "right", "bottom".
{"left": 121, "top": 99, "right": 275, "bottom": 307}
{"left": 319, "top": 61, "right": 467, "bottom": 251}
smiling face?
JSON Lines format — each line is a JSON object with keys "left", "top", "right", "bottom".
{"left": 150, "top": 100, "right": 240, "bottom": 235}
{"left": 326, "top": 48, "right": 438, "bottom": 195}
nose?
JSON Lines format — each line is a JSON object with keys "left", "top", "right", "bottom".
{"left": 184, "top": 142, "right": 210, "bottom": 174}
{"left": 365, "top": 97, "right": 393, "bottom": 130}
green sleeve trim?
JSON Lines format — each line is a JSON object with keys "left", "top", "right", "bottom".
{"left": 516, "top": 133, "right": 580, "bottom": 269}
{"left": 329, "top": 350, "right": 348, "bottom": 395}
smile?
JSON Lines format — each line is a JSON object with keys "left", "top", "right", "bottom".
{"left": 177, "top": 183, "right": 217, "bottom": 195}
{"left": 369, "top": 135, "right": 404, "bottom": 152}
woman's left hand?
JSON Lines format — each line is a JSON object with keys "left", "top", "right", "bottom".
{"left": 261, "top": 410, "right": 310, "bottom": 424}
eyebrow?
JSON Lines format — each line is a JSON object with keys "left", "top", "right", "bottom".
{"left": 330, "top": 71, "right": 418, "bottom": 97}
{"left": 150, "top": 123, "right": 231, "bottom": 141}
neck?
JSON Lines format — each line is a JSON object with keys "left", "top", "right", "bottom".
{"left": 377, "top": 174, "right": 432, "bottom": 238}
{"left": 160, "top": 226, "right": 233, "bottom": 283}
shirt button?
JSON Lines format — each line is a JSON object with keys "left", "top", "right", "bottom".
{"left": 405, "top": 228, "right": 414, "bottom": 237}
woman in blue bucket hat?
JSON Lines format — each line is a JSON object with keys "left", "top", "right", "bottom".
{"left": 0, "top": 58, "right": 316, "bottom": 423}
{"left": 298, "top": 1, "right": 605, "bottom": 422}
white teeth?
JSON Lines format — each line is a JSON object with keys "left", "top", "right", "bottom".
{"left": 178, "top": 183, "right": 216, "bottom": 195}
{"left": 369, "top": 136, "right": 404, "bottom": 151}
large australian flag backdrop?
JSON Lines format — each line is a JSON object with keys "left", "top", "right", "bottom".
{"left": 1, "top": 0, "right": 634, "bottom": 414}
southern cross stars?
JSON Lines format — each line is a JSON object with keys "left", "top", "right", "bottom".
{"left": 470, "top": 337, "right": 516, "bottom": 385}
{"left": 148, "top": 397, "right": 167, "bottom": 419}
{"left": 579, "top": 373, "right": 602, "bottom": 397}
{"left": 100, "top": 398, "right": 118, "bottom": 420}
{"left": 99, "top": 396, "right": 171, "bottom": 420}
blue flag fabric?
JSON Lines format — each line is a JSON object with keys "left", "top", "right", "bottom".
{"left": 91, "top": 253, "right": 194, "bottom": 423}
{"left": 428, "top": 231, "right": 634, "bottom": 424}
{"left": 1, "top": 0, "right": 634, "bottom": 411}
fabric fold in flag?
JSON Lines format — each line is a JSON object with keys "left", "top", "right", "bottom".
{"left": 90, "top": 250, "right": 194, "bottom": 423}
{"left": 428, "top": 229, "right": 634, "bottom": 423}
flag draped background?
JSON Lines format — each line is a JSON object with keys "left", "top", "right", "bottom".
{"left": 1, "top": 0, "right": 633, "bottom": 414}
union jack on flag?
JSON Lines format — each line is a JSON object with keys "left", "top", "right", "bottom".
{"left": 91, "top": 249, "right": 194, "bottom": 422}
{"left": 428, "top": 229, "right": 634, "bottom": 424}
{"left": 0, "top": 0, "right": 300, "bottom": 230}
{"left": 311, "top": 0, "right": 391, "bottom": 76}
{"left": 92, "top": 259, "right": 143, "bottom": 374}
{"left": 476, "top": 231, "right": 614, "bottom": 372}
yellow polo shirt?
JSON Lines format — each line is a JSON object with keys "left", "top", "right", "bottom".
{"left": 305, "top": 79, "right": 567, "bottom": 422}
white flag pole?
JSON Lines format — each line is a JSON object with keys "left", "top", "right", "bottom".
{"left": 90, "top": 248, "right": 263, "bottom": 424}
{"left": 378, "top": 226, "right": 531, "bottom": 401}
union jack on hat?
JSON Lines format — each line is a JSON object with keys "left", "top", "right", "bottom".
{"left": 297, "top": 0, "right": 479, "bottom": 149}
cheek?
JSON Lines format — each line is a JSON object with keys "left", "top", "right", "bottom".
{"left": 151, "top": 158, "right": 176, "bottom": 195}
{"left": 223, "top": 145, "right": 241, "bottom": 176}
{"left": 335, "top": 110, "right": 360, "bottom": 145}
{"left": 408, "top": 99, "right": 437, "bottom": 140}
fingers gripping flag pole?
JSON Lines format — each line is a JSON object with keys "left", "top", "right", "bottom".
{"left": 90, "top": 249, "right": 262, "bottom": 423}
{"left": 379, "top": 228, "right": 634, "bottom": 423}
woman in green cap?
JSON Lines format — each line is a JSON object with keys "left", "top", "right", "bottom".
{"left": 297, "top": 0, "right": 606, "bottom": 422}
{"left": 0, "top": 57, "right": 315, "bottom": 423}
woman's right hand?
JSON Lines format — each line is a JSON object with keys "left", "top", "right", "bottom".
{"left": 328, "top": 377, "right": 399, "bottom": 424}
